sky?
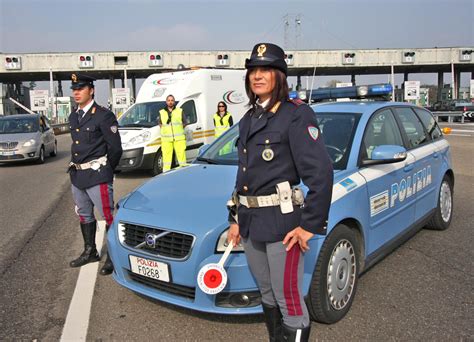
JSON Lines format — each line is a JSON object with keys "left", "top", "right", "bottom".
{"left": 0, "top": 0, "right": 473, "bottom": 104}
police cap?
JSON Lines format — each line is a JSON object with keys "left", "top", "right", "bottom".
{"left": 70, "top": 73, "right": 95, "bottom": 90}
{"left": 245, "top": 43, "right": 288, "bottom": 76}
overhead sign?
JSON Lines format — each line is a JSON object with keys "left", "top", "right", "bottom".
{"left": 470, "top": 80, "right": 474, "bottom": 99}
{"left": 112, "top": 88, "right": 131, "bottom": 109}
{"left": 404, "top": 81, "right": 420, "bottom": 100}
{"left": 30, "top": 90, "right": 49, "bottom": 111}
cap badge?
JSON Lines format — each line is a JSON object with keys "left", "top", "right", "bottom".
{"left": 257, "top": 44, "right": 267, "bottom": 57}
{"left": 71, "top": 74, "right": 77, "bottom": 82}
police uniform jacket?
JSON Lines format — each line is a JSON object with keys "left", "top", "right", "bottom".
{"left": 233, "top": 100, "right": 333, "bottom": 243}
{"left": 69, "top": 102, "right": 123, "bottom": 190}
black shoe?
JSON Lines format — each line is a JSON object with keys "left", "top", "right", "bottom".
{"left": 70, "top": 221, "right": 100, "bottom": 268}
{"left": 282, "top": 324, "right": 311, "bottom": 342}
{"left": 99, "top": 253, "right": 114, "bottom": 276}
{"left": 70, "top": 246, "right": 100, "bottom": 267}
{"left": 262, "top": 303, "right": 283, "bottom": 342}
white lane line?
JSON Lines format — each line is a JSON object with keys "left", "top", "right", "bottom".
{"left": 60, "top": 221, "right": 105, "bottom": 341}
{"left": 450, "top": 129, "right": 474, "bottom": 133}
{"left": 449, "top": 134, "right": 472, "bottom": 137}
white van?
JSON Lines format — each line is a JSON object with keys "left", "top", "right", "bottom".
{"left": 116, "top": 69, "right": 248, "bottom": 175}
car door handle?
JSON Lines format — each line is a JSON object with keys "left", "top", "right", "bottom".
{"left": 195, "top": 126, "right": 202, "bottom": 130}
{"left": 404, "top": 164, "right": 415, "bottom": 172}
{"left": 433, "top": 152, "right": 439, "bottom": 159}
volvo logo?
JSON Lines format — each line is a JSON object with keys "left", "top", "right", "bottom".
{"left": 134, "top": 231, "right": 171, "bottom": 250}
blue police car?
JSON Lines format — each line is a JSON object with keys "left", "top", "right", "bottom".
{"left": 108, "top": 84, "right": 454, "bottom": 323}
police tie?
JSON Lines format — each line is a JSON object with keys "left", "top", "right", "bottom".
{"left": 77, "top": 109, "right": 85, "bottom": 122}
{"left": 253, "top": 105, "right": 264, "bottom": 119}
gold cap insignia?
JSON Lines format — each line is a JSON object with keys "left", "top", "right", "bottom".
{"left": 257, "top": 44, "right": 267, "bottom": 57}
{"left": 71, "top": 74, "right": 77, "bottom": 82}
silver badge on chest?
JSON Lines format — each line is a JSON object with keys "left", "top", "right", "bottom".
{"left": 262, "top": 147, "right": 274, "bottom": 161}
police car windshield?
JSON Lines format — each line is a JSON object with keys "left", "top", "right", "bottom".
{"left": 0, "top": 118, "right": 39, "bottom": 134}
{"left": 316, "top": 112, "right": 360, "bottom": 170}
{"left": 118, "top": 101, "right": 170, "bottom": 128}
{"left": 196, "top": 124, "right": 239, "bottom": 165}
{"left": 196, "top": 112, "right": 360, "bottom": 169}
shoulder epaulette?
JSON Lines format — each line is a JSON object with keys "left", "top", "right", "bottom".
{"left": 289, "top": 98, "right": 305, "bottom": 106}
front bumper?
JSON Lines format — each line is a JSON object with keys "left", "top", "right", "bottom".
{"left": 0, "top": 146, "right": 40, "bottom": 162}
{"left": 108, "top": 221, "right": 262, "bottom": 315}
{"left": 116, "top": 147, "right": 155, "bottom": 171}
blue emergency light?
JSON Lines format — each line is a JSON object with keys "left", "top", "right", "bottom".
{"left": 309, "top": 83, "right": 393, "bottom": 102}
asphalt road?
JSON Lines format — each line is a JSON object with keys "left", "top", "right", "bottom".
{"left": 0, "top": 128, "right": 472, "bottom": 341}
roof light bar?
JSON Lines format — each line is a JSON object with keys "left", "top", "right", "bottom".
{"left": 309, "top": 83, "right": 393, "bottom": 102}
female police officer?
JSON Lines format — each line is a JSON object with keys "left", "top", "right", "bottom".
{"left": 227, "top": 43, "right": 333, "bottom": 342}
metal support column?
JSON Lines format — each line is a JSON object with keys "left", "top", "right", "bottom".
{"left": 131, "top": 76, "right": 137, "bottom": 100}
{"left": 109, "top": 77, "right": 114, "bottom": 107}
{"left": 57, "top": 79, "right": 63, "bottom": 97}
{"left": 351, "top": 74, "right": 356, "bottom": 85}
{"left": 296, "top": 75, "right": 301, "bottom": 90}
{"left": 454, "top": 69, "right": 461, "bottom": 99}
{"left": 437, "top": 72, "right": 443, "bottom": 102}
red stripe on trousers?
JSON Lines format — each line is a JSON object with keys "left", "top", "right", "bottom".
{"left": 283, "top": 245, "right": 303, "bottom": 316}
{"left": 100, "top": 183, "right": 113, "bottom": 226}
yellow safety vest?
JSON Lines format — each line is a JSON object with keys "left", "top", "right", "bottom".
{"left": 213, "top": 112, "right": 232, "bottom": 137}
{"left": 160, "top": 107, "right": 185, "bottom": 142}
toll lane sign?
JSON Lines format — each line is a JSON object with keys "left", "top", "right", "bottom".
{"left": 30, "top": 90, "right": 49, "bottom": 111}
{"left": 404, "top": 81, "right": 420, "bottom": 100}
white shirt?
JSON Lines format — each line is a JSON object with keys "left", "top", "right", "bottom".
{"left": 77, "top": 100, "right": 95, "bottom": 118}
{"left": 257, "top": 98, "right": 270, "bottom": 108}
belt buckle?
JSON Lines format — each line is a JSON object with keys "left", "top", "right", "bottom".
{"left": 90, "top": 160, "right": 100, "bottom": 170}
{"left": 247, "top": 197, "right": 259, "bottom": 208}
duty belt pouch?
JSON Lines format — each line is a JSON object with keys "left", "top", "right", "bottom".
{"left": 276, "top": 181, "right": 293, "bottom": 214}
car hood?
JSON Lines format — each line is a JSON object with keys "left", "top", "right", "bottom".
{"left": 0, "top": 132, "right": 39, "bottom": 142}
{"left": 122, "top": 164, "right": 238, "bottom": 232}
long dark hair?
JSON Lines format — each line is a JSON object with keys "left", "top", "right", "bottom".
{"left": 245, "top": 68, "right": 289, "bottom": 111}
{"left": 216, "top": 101, "right": 228, "bottom": 115}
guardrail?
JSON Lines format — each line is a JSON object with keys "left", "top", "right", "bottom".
{"left": 431, "top": 111, "right": 466, "bottom": 123}
{"left": 52, "top": 123, "right": 70, "bottom": 135}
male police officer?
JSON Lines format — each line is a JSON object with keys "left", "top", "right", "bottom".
{"left": 158, "top": 95, "right": 187, "bottom": 172}
{"left": 68, "top": 73, "right": 122, "bottom": 276}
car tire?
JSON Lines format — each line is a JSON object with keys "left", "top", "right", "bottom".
{"left": 37, "top": 146, "right": 45, "bottom": 164}
{"left": 151, "top": 150, "right": 163, "bottom": 176}
{"left": 306, "top": 224, "right": 360, "bottom": 324}
{"left": 425, "top": 175, "right": 453, "bottom": 231}
{"left": 50, "top": 141, "right": 57, "bottom": 157}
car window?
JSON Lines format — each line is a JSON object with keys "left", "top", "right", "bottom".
{"left": 362, "top": 109, "right": 404, "bottom": 159}
{"left": 181, "top": 100, "right": 197, "bottom": 124}
{"left": 393, "top": 107, "right": 429, "bottom": 148}
{"left": 0, "top": 117, "right": 39, "bottom": 134}
{"left": 413, "top": 108, "right": 442, "bottom": 140}
{"left": 316, "top": 112, "right": 360, "bottom": 170}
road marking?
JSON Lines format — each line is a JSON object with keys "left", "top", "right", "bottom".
{"left": 450, "top": 129, "right": 474, "bottom": 133}
{"left": 449, "top": 134, "right": 472, "bottom": 137}
{"left": 60, "top": 221, "right": 105, "bottom": 341}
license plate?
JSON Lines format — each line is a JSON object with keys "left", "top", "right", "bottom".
{"left": 0, "top": 151, "right": 15, "bottom": 156}
{"left": 129, "top": 255, "right": 170, "bottom": 282}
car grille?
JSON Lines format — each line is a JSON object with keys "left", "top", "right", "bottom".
{"left": 128, "top": 271, "right": 196, "bottom": 300}
{"left": 0, "top": 142, "right": 18, "bottom": 150}
{"left": 120, "top": 223, "right": 194, "bottom": 259}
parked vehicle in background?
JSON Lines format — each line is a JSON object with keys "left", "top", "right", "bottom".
{"left": 116, "top": 69, "right": 248, "bottom": 175}
{"left": 0, "top": 114, "right": 57, "bottom": 164}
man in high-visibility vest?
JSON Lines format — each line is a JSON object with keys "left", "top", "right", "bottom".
{"left": 213, "top": 101, "right": 234, "bottom": 138}
{"left": 158, "top": 94, "right": 187, "bottom": 172}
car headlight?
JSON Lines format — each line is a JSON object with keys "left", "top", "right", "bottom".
{"left": 22, "top": 139, "right": 36, "bottom": 147}
{"left": 216, "top": 228, "right": 244, "bottom": 252}
{"left": 126, "top": 131, "right": 151, "bottom": 147}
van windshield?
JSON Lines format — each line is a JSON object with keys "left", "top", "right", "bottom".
{"left": 118, "top": 101, "right": 174, "bottom": 128}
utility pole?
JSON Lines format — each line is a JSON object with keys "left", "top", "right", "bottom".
{"left": 295, "top": 15, "right": 301, "bottom": 50}
{"left": 283, "top": 14, "right": 290, "bottom": 49}
{"left": 283, "top": 13, "right": 302, "bottom": 50}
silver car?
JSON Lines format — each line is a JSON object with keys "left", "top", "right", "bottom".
{"left": 0, "top": 114, "right": 57, "bottom": 163}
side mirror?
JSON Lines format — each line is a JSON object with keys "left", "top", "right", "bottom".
{"left": 362, "top": 145, "right": 407, "bottom": 166}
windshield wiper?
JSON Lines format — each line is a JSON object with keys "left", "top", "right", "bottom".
{"left": 196, "top": 156, "right": 219, "bottom": 164}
